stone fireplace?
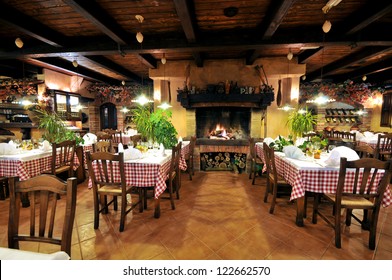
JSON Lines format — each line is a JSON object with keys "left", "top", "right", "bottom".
{"left": 177, "top": 91, "right": 274, "bottom": 171}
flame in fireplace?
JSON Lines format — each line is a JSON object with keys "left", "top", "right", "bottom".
{"left": 210, "top": 124, "right": 230, "bottom": 139}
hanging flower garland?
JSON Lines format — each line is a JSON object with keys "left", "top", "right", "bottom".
{"left": 299, "top": 80, "right": 384, "bottom": 106}
{"left": 0, "top": 78, "right": 43, "bottom": 101}
{"left": 86, "top": 83, "right": 144, "bottom": 104}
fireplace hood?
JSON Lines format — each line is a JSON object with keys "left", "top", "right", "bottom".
{"left": 177, "top": 90, "right": 274, "bottom": 109}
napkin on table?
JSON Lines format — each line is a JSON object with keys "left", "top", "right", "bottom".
{"left": 159, "top": 143, "right": 166, "bottom": 156}
{"left": 123, "top": 148, "right": 142, "bottom": 160}
{"left": 283, "top": 145, "right": 306, "bottom": 160}
{"left": 0, "top": 143, "right": 18, "bottom": 155}
{"left": 324, "top": 146, "right": 359, "bottom": 167}
{"left": 262, "top": 137, "right": 275, "bottom": 146}
{"left": 40, "top": 140, "right": 52, "bottom": 152}
{"left": 83, "top": 133, "right": 97, "bottom": 144}
{"left": 118, "top": 143, "right": 124, "bottom": 153}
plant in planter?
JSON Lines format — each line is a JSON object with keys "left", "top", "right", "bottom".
{"left": 286, "top": 107, "right": 318, "bottom": 140}
{"left": 28, "top": 105, "right": 84, "bottom": 145}
{"left": 132, "top": 105, "right": 178, "bottom": 149}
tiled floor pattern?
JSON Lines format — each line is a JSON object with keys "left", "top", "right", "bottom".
{"left": 0, "top": 171, "right": 391, "bottom": 260}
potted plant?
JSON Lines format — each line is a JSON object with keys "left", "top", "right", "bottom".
{"left": 132, "top": 105, "right": 178, "bottom": 149}
{"left": 286, "top": 107, "right": 318, "bottom": 140}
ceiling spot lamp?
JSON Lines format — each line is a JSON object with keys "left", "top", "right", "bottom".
{"left": 287, "top": 50, "right": 293, "bottom": 61}
{"left": 135, "top": 15, "right": 144, "bottom": 44}
{"left": 72, "top": 60, "right": 78, "bottom": 68}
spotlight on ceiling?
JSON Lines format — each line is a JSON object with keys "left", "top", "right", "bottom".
{"left": 362, "top": 75, "right": 367, "bottom": 82}
{"left": 122, "top": 80, "right": 126, "bottom": 86}
{"left": 72, "top": 60, "right": 78, "bottom": 68}
{"left": 161, "top": 55, "right": 166, "bottom": 65}
{"left": 15, "top": 37, "right": 24, "bottom": 48}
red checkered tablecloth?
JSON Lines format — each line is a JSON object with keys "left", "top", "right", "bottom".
{"left": 0, "top": 150, "right": 80, "bottom": 181}
{"left": 87, "top": 143, "right": 189, "bottom": 199}
{"left": 273, "top": 153, "right": 391, "bottom": 207}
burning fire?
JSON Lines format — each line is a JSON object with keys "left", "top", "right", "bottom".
{"left": 209, "top": 124, "right": 231, "bottom": 139}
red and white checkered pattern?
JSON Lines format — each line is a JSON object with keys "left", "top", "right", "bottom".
{"left": 87, "top": 143, "right": 189, "bottom": 199}
{"left": 0, "top": 151, "right": 80, "bottom": 181}
{"left": 255, "top": 143, "right": 392, "bottom": 207}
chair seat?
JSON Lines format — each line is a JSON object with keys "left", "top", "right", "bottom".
{"left": 268, "top": 173, "right": 291, "bottom": 186}
{"left": 324, "top": 193, "right": 374, "bottom": 208}
{"left": 97, "top": 184, "right": 132, "bottom": 195}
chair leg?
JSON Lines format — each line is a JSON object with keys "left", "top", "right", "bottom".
{"left": 113, "top": 196, "right": 118, "bottom": 211}
{"left": 312, "top": 193, "right": 320, "bottom": 224}
{"left": 169, "top": 183, "right": 175, "bottom": 210}
{"left": 138, "top": 189, "right": 144, "bottom": 213}
{"left": 269, "top": 183, "right": 278, "bottom": 214}
{"left": 93, "top": 194, "right": 100, "bottom": 229}
{"left": 143, "top": 188, "right": 148, "bottom": 209}
{"left": 249, "top": 162, "right": 253, "bottom": 179}
{"left": 334, "top": 204, "right": 342, "bottom": 248}
{"left": 345, "top": 209, "right": 352, "bottom": 226}
{"left": 263, "top": 179, "right": 270, "bottom": 203}
{"left": 119, "top": 195, "right": 126, "bottom": 232}
{"left": 368, "top": 209, "right": 379, "bottom": 250}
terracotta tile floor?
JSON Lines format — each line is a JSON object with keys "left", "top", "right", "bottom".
{"left": 1, "top": 171, "right": 391, "bottom": 260}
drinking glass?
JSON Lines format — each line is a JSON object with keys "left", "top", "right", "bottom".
{"left": 14, "top": 139, "right": 21, "bottom": 149}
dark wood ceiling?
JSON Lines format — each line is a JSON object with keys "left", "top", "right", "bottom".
{"left": 0, "top": 0, "right": 391, "bottom": 86}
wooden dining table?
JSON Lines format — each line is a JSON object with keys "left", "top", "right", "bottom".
{"left": 88, "top": 141, "right": 190, "bottom": 218}
{"left": 255, "top": 142, "right": 391, "bottom": 226}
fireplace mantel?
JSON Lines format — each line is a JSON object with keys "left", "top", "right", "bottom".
{"left": 177, "top": 91, "right": 274, "bottom": 109}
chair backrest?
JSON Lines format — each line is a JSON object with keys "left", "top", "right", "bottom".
{"left": 375, "top": 133, "right": 392, "bottom": 160}
{"left": 342, "top": 131, "right": 356, "bottom": 141}
{"left": 92, "top": 141, "right": 113, "bottom": 153}
{"left": 337, "top": 157, "right": 392, "bottom": 207}
{"left": 104, "top": 129, "right": 122, "bottom": 144}
{"left": 189, "top": 135, "right": 196, "bottom": 156}
{"left": 332, "top": 130, "right": 344, "bottom": 139}
{"left": 8, "top": 175, "right": 77, "bottom": 257}
{"left": 97, "top": 132, "right": 112, "bottom": 142}
{"left": 263, "top": 142, "right": 279, "bottom": 183}
{"left": 130, "top": 134, "right": 142, "bottom": 147}
{"left": 355, "top": 144, "right": 375, "bottom": 158}
{"left": 50, "top": 140, "right": 76, "bottom": 174}
{"left": 303, "top": 132, "right": 317, "bottom": 141}
{"left": 249, "top": 137, "right": 256, "bottom": 159}
{"left": 168, "top": 142, "right": 182, "bottom": 182}
{"left": 86, "top": 151, "right": 126, "bottom": 195}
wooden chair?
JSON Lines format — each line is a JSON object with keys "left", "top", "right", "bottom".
{"left": 374, "top": 133, "right": 392, "bottom": 161}
{"left": 312, "top": 157, "right": 392, "bottom": 249}
{"left": 342, "top": 131, "right": 356, "bottom": 142}
{"left": 105, "top": 129, "right": 123, "bottom": 151}
{"left": 248, "top": 137, "right": 264, "bottom": 184}
{"left": 355, "top": 144, "right": 375, "bottom": 158}
{"left": 86, "top": 151, "right": 143, "bottom": 232}
{"left": 163, "top": 142, "right": 182, "bottom": 210}
{"left": 43, "top": 140, "right": 76, "bottom": 178}
{"left": 92, "top": 140, "right": 113, "bottom": 153}
{"left": 130, "top": 134, "right": 142, "bottom": 147}
{"left": 262, "top": 142, "right": 292, "bottom": 214}
{"left": 0, "top": 176, "right": 9, "bottom": 200}
{"left": 185, "top": 136, "right": 196, "bottom": 180}
{"left": 8, "top": 175, "right": 77, "bottom": 258}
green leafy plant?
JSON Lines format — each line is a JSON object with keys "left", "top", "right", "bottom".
{"left": 28, "top": 105, "right": 84, "bottom": 145}
{"left": 286, "top": 107, "right": 318, "bottom": 140}
{"left": 132, "top": 105, "right": 178, "bottom": 148}
{"left": 269, "top": 135, "right": 294, "bottom": 152}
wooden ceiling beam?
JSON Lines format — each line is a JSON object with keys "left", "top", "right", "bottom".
{"left": 297, "top": 47, "right": 323, "bottom": 64}
{"left": 305, "top": 46, "right": 392, "bottom": 82}
{"left": 344, "top": 3, "right": 392, "bottom": 35}
{"left": 83, "top": 56, "right": 142, "bottom": 83}
{"left": 27, "top": 57, "right": 119, "bottom": 84}
{"left": 0, "top": 3, "right": 65, "bottom": 47}
{"left": 137, "top": 54, "right": 156, "bottom": 69}
{"left": 261, "top": 0, "right": 299, "bottom": 39}
{"left": 63, "top": 0, "right": 129, "bottom": 45}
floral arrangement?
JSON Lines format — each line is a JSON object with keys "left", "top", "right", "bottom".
{"left": 0, "top": 78, "right": 42, "bottom": 101}
{"left": 87, "top": 83, "right": 145, "bottom": 104}
{"left": 299, "top": 80, "right": 384, "bottom": 106}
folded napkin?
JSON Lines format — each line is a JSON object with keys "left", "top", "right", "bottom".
{"left": 363, "top": 131, "right": 375, "bottom": 138}
{"left": 118, "top": 143, "right": 124, "bottom": 153}
{"left": 283, "top": 145, "right": 306, "bottom": 160}
{"left": 123, "top": 147, "right": 142, "bottom": 160}
{"left": 295, "top": 137, "right": 306, "bottom": 147}
{"left": 263, "top": 137, "right": 275, "bottom": 146}
{"left": 83, "top": 133, "right": 97, "bottom": 144}
{"left": 40, "top": 140, "right": 52, "bottom": 152}
{"left": 324, "top": 146, "right": 359, "bottom": 167}
{"left": 159, "top": 143, "right": 166, "bottom": 156}
{"left": 354, "top": 131, "right": 365, "bottom": 141}
{"left": 0, "top": 143, "right": 18, "bottom": 155}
